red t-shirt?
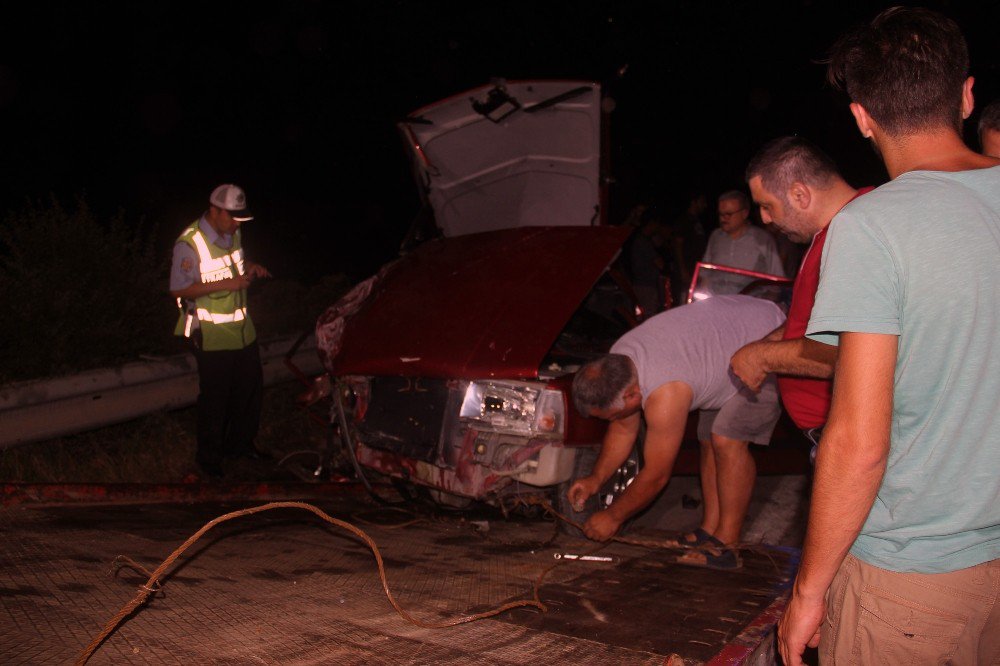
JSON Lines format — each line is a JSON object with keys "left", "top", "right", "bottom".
{"left": 778, "top": 187, "right": 874, "bottom": 429}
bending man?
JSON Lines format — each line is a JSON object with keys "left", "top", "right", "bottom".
{"left": 568, "top": 294, "right": 785, "bottom": 569}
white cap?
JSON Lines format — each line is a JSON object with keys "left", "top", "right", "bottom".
{"left": 209, "top": 184, "right": 253, "bottom": 222}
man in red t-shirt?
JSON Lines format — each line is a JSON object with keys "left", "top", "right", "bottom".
{"left": 730, "top": 136, "right": 872, "bottom": 456}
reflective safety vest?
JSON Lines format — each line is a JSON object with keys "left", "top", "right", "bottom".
{"left": 173, "top": 220, "right": 257, "bottom": 350}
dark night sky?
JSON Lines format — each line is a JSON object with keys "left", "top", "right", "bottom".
{"left": 3, "top": 1, "right": 999, "bottom": 282}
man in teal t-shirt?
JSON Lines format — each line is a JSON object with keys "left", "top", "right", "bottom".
{"left": 777, "top": 8, "right": 1000, "bottom": 666}
{"left": 807, "top": 167, "right": 1000, "bottom": 572}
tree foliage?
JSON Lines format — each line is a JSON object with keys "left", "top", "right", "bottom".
{"left": 0, "top": 196, "right": 175, "bottom": 381}
{"left": 0, "top": 196, "right": 353, "bottom": 383}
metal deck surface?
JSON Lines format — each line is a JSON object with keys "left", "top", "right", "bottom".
{"left": 1, "top": 494, "right": 796, "bottom": 664}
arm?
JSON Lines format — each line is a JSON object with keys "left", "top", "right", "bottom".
{"left": 577, "top": 382, "right": 693, "bottom": 541}
{"left": 763, "top": 323, "right": 786, "bottom": 342}
{"left": 170, "top": 260, "right": 270, "bottom": 300}
{"left": 701, "top": 232, "right": 716, "bottom": 265}
{"left": 245, "top": 260, "right": 272, "bottom": 280}
{"left": 169, "top": 241, "right": 262, "bottom": 299}
{"left": 171, "top": 277, "right": 250, "bottom": 300}
{"left": 777, "top": 332, "right": 896, "bottom": 666}
{"left": 567, "top": 411, "right": 642, "bottom": 510}
{"left": 731, "top": 335, "right": 837, "bottom": 392}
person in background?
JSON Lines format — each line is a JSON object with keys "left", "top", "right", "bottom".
{"left": 777, "top": 8, "right": 1000, "bottom": 664}
{"left": 670, "top": 190, "right": 709, "bottom": 295}
{"left": 701, "top": 190, "right": 784, "bottom": 295}
{"left": 170, "top": 184, "right": 272, "bottom": 480}
{"left": 627, "top": 205, "right": 672, "bottom": 319}
{"left": 978, "top": 97, "right": 1000, "bottom": 158}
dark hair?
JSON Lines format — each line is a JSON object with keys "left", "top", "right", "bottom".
{"left": 571, "top": 354, "right": 636, "bottom": 415}
{"left": 978, "top": 99, "right": 1000, "bottom": 136}
{"left": 746, "top": 136, "right": 841, "bottom": 200}
{"left": 827, "top": 6, "right": 969, "bottom": 136}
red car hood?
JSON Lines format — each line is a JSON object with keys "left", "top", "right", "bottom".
{"left": 320, "top": 226, "right": 632, "bottom": 379}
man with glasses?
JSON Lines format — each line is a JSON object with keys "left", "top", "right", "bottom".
{"left": 700, "top": 190, "right": 784, "bottom": 295}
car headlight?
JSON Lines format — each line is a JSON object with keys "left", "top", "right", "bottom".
{"left": 458, "top": 380, "right": 565, "bottom": 436}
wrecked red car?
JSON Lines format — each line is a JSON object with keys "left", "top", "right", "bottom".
{"left": 312, "top": 80, "right": 641, "bottom": 506}
{"left": 311, "top": 80, "right": 800, "bottom": 510}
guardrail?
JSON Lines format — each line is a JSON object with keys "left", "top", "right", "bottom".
{"left": 0, "top": 334, "right": 323, "bottom": 449}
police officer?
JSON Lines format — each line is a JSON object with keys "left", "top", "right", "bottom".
{"left": 170, "top": 184, "right": 271, "bottom": 479}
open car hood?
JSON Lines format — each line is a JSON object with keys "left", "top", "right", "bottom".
{"left": 399, "top": 80, "right": 602, "bottom": 237}
{"left": 319, "top": 226, "right": 632, "bottom": 379}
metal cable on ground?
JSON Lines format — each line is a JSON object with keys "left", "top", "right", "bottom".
{"left": 76, "top": 501, "right": 547, "bottom": 666}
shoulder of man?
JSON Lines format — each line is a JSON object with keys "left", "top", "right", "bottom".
{"left": 171, "top": 241, "right": 197, "bottom": 269}
{"left": 175, "top": 219, "right": 202, "bottom": 242}
{"left": 644, "top": 381, "right": 694, "bottom": 424}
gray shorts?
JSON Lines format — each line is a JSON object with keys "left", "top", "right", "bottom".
{"left": 697, "top": 377, "right": 781, "bottom": 446}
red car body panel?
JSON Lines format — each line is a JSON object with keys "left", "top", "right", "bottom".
{"left": 328, "top": 225, "right": 632, "bottom": 379}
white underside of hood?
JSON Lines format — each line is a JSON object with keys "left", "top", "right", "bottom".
{"left": 399, "top": 80, "right": 602, "bottom": 237}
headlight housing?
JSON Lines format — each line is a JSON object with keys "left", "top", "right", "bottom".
{"left": 458, "top": 380, "right": 565, "bottom": 436}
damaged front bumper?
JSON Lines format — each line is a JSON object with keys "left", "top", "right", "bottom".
{"left": 338, "top": 375, "right": 578, "bottom": 500}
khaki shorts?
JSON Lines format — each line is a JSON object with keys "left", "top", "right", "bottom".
{"left": 696, "top": 377, "right": 780, "bottom": 445}
{"left": 822, "top": 553, "right": 1000, "bottom": 664}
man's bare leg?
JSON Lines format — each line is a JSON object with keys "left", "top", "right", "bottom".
{"left": 672, "top": 439, "right": 721, "bottom": 546}
{"left": 709, "top": 433, "right": 755, "bottom": 546}
{"left": 698, "top": 438, "right": 721, "bottom": 536}
{"left": 677, "top": 434, "right": 755, "bottom": 566}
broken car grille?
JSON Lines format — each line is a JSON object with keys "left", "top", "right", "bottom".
{"left": 356, "top": 377, "right": 450, "bottom": 463}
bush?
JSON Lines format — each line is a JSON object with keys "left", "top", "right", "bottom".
{"left": 0, "top": 196, "right": 176, "bottom": 382}
{"left": 0, "top": 196, "right": 354, "bottom": 383}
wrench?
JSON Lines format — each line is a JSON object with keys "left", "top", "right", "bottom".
{"left": 552, "top": 553, "right": 618, "bottom": 562}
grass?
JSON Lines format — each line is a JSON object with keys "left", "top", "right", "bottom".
{"left": 0, "top": 381, "right": 351, "bottom": 484}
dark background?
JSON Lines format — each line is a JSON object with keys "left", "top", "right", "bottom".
{"left": 2, "top": 0, "right": 999, "bottom": 283}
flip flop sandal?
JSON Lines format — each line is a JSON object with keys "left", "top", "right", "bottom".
{"left": 667, "top": 527, "right": 714, "bottom": 548}
{"left": 674, "top": 534, "right": 743, "bottom": 570}
{"left": 681, "top": 527, "right": 715, "bottom": 546}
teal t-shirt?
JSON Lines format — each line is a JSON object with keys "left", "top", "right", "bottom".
{"left": 806, "top": 166, "right": 1000, "bottom": 574}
